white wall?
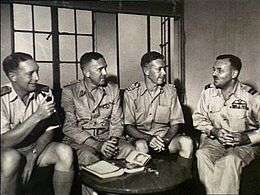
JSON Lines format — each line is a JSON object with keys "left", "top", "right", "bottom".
{"left": 95, "top": 12, "right": 118, "bottom": 78}
{"left": 1, "top": 4, "right": 12, "bottom": 85}
{"left": 118, "top": 14, "right": 147, "bottom": 89}
{"left": 185, "top": 0, "right": 260, "bottom": 111}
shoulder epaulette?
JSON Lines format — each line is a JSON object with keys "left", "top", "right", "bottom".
{"left": 126, "top": 82, "right": 140, "bottom": 91}
{"left": 63, "top": 80, "right": 80, "bottom": 87}
{"left": 1, "top": 86, "right": 12, "bottom": 96}
{"left": 247, "top": 87, "right": 258, "bottom": 95}
{"left": 204, "top": 84, "right": 212, "bottom": 90}
{"left": 241, "top": 84, "right": 258, "bottom": 95}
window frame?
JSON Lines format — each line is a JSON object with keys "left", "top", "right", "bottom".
{"left": 11, "top": 3, "right": 95, "bottom": 90}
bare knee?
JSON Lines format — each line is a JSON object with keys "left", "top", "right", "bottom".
{"left": 178, "top": 136, "right": 193, "bottom": 158}
{"left": 1, "top": 149, "right": 21, "bottom": 177}
{"left": 135, "top": 140, "right": 149, "bottom": 153}
{"left": 55, "top": 144, "right": 73, "bottom": 170}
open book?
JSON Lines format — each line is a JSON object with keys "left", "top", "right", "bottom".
{"left": 81, "top": 151, "right": 151, "bottom": 179}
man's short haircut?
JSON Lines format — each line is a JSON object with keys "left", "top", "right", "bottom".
{"left": 216, "top": 54, "right": 242, "bottom": 73}
{"left": 140, "top": 51, "right": 164, "bottom": 68}
{"left": 2, "top": 52, "right": 33, "bottom": 76}
{"left": 80, "top": 52, "right": 104, "bottom": 70}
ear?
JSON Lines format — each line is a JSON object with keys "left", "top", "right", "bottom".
{"left": 8, "top": 72, "right": 17, "bottom": 82}
{"left": 232, "top": 69, "right": 239, "bottom": 79}
{"left": 85, "top": 71, "right": 90, "bottom": 78}
{"left": 143, "top": 66, "right": 150, "bottom": 76}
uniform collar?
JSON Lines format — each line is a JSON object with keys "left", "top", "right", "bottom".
{"left": 78, "top": 79, "right": 106, "bottom": 97}
{"left": 8, "top": 83, "right": 35, "bottom": 103}
{"left": 140, "top": 81, "right": 164, "bottom": 96}
{"left": 213, "top": 80, "right": 240, "bottom": 98}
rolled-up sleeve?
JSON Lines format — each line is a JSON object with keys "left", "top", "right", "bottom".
{"left": 61, "top": 88, "right": 92, "bottom": 144}
{"left": 109, "top": 87, "right": 123, "bottom": 138}
{"left": 1, "top": 98, "right": 11, "bottom": 134}
{"left": 192, "top": 90, "right": 215, "bottom": 135}
{"left": 170, "top": 92, "right": 185, "bottom": 126}
{"left": 123, "top": 90, "right": 136, "bottom": 125}
{"left": 248, "top": 94, "right": 260, "bottom": 144}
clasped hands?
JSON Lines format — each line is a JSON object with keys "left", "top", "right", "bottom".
{"left": 149, "top": 135, "right": 167, "bottom": 152}
{"left": 101, "top": 137, "right": 119, "bottom": 159}
{"left": 212, "top": 128, "right": 250, "bottom": 146}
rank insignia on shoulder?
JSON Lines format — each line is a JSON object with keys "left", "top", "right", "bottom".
{"left": 231, "top": 99, "right": 248, "bottom": 110}
{"left": 64, "top": 80, "right": 79, "bottom": 87}
{"left": 1, "top": 86, "right": 12, "bottom": 96}
{"left": 127, "top": 82, "right": 140, "bottom": 91}
{"left": 248, "top": 88, "right": 257, "bottom": 95}
{"left": 204, "top": 84, "right": 212, "bottom": 90}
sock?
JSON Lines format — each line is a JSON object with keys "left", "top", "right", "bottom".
{"left": 53, "top": 170, "right": 74, "bottom": 195}
{"left": 177, "top": 156, "right": 193, "bottom": 178}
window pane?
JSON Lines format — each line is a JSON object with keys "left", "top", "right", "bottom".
{"left": 13, "top": 4, "right": 32, "bottom": 30}
{"left": 34, "top": 6, "right": 51, "bottom": 32}
{"left": 59, "top": 35, "right": 75, "bottom": 61}
{"left": 58, "top": 8, "right": 75, "bottom": 33}
{"left": 38, "top": 63, "right": 53, "bottom": 88}
{"left": 150, "top": 16, "right": 161, "bottom": 52}
{"left": 77, "top": 36, "right": 92, "bottom": 61}
{"left": 14, "top": 32, "right": 33, "bottom": 55}
{"left": 60, "top": 63, "right": 77, "bottom": 87}
{"left": 76, "top": 10, "right": 92, "bottom": 34}
{"left": 35, "top": 33, "right": 52, "bottom": 61}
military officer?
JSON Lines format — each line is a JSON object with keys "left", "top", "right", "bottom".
{"left": 1, "top": 52, "right": 74, "bottom": 195}
{"left": 123, "top": 51, "right": 193, "bottom": 174}
{"left": 193, "top": 54, "right": 260, "bottom": 194}
{"left": 62, "top": 52, "right": 134, "bottom": 167}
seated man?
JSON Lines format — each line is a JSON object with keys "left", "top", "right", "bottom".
{"left": 123, "top": 51, "right": 193, "bottom": 174}
{"left": 62, "top": 52, "right": 134, "bottom": 167}
{"left": 1, "top": 52, "right": 74, "bottom": 195}
{"left": 193, "top": 54, "right": 260, "bottom": 194}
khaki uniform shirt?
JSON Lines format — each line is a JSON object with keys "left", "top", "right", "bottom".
{"left": 61, "top": 80, "right": 123, "bottom": 145}
{"left": 193, "top": 81, "right": 260, "bottom": 144}
{"left": 1, "top": 83, "right": 58, "bottom": 148}
{"left": 124, "top": 81, "right": 184, "bottom": 136}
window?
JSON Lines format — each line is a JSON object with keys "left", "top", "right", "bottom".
{"left": 12, "top": 3, "right": 94, "bottom": 88}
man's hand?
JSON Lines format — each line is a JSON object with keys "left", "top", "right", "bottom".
{"left": 149, "top": 135, "right": 165, "bottom": 152}
{"left": 101, "top": 139, "right": 119, "bottom": 159}
{"left": 225, "top": 132, "right": 251, "bottom": 146}
{"left": 34, "top": 96, "right": 56, "bottom": 121}
{"left": 211, "top": 128, "right": 234, "bottom": 145}
{"left": 22, "top": 150, "right": 37, "bottom": 184}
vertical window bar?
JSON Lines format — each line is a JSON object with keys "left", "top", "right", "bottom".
{"left": 116, "top": 13, "right": 120, "bottom": 88}
{"left": 147, "top": 16, "right": 150, "bottom": 52}
{"left": 31, "top": 5, "right": 36, "bottom": 59}
{"left": 167, "top": 18, "right": 171, "bottom": 84}
{"left": 51, "top": 6, "right": 61, "bottom": 92}
{"left": 160, "top": 17, "right": 163, "bottom": 55}
{"left": 74, "top": 9, "right": 78, "bottom": 80}
{"left": 163, "top": 17, "right": 166, "bottom": 60}
{"left": 10, "top": 4, "right": 15, "bottom": 53}
{"left": 92, "top": 11, "right": 95, "bottom": 51}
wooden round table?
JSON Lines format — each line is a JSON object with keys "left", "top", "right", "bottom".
{"left": 80, "top": 158, "right": 190, "bottom": 194}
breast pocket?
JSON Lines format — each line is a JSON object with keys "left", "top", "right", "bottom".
{"left": 99, "top": 102, "right": 113, "bottom": 117}
{"left": 154, "top": 105, "right": 170, "bottom": 124}
{"left": 74, "top": 100, "right": 91, "bottom": 119}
